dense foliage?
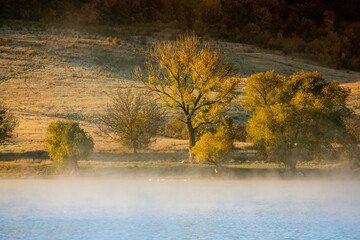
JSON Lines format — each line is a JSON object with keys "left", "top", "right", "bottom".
{"left": 243, "top": 71, "right": 354, "bottom": 170}
{"left": 1, "top": 0, "right": 359, "bottom": 70}
{"left": 98, "top": 89, "right": 165, "bottom": 153}
{"left": 192, "top": 116, "right": 235, "bottom": 171}
{"left": 45, "top": 120, "right": 94, "bottom": 172}
{"left": 0, "top": 101, "right": 17, "bottom": 144}
{"left": 136, "top": 34, "right": 239, "bottom": 160}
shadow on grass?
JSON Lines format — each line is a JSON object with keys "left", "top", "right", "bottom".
{"left": 0, "top": 150, "right": 189, "bottom": 162}
{"left": 0, "top": 151, "right": 49, "bottom": 161}
{"left": 89, "top": 150, "right": 189, "bottom": 162}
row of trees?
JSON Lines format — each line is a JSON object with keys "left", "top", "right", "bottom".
{"left": 1, "top": 0, "right": 359, "bottom": 70}
{"left": 71, "top": 34, "right": 360, "bottom": 172}
{"left": 1, "top": 34, "right": 359, "bottom": 173}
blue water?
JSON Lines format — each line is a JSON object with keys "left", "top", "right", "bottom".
{"left": 0, "top": 179, "right": 359, "bottom": 239}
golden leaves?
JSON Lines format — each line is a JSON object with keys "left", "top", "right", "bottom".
{"left": 143, "top": 33, "right": 239, "bottom": 127}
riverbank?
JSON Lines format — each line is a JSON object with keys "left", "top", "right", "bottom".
{"left": 1, "top": 156, "right": 358, "bottom": 179}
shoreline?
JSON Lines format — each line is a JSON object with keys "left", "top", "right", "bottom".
{"left": 1, "top": 163, "right": 359, "bottom": 180}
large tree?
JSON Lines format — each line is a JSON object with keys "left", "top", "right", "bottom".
{"left": 98, "top": 89, "right": 165, "bottom": 153}
{"left": 0, "top": 101, "right": 17, "bottom": 144}
{"left": 243, "top": 71, "right": 353, "bottom": 171}
{"left": 135, "top": 34, "right": 240, "bottom": 160}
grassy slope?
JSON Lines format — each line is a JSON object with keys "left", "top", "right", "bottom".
{"left": 0, "top": 21, "right": 360, "bottom": 176}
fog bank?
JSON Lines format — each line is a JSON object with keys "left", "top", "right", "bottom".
{"left": 0, "top": 179, "right": 359, "bottom": 239}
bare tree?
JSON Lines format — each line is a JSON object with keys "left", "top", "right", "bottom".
{"left": 98, "top": 89, "right": 165, "bottom": 153}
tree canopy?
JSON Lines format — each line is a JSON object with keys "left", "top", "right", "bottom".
{"left": 98, "top": 89, "right": 165, "bottom": 153}
{"left": 243, "top": 71, "right": 353, "bottom": 171}
{"left": 136, "top": 34, "right": 239, "bottom": 160}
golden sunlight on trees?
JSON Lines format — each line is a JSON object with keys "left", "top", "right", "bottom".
{"left": 0, "top": 101, "right": 17, "bottom": 145}
{"left": 45, "top": 120, "right": 94, "bottom": 174}
{"left": 135, "top": 34, "right": 240, "bottom": 160}
{"left": 98, "top": 90, "right": 165, "bottom": 153}
{"left": 243, "top": 71, "right": 353, "bottom": 171}
{"left": 192, "top": 116, "right": 236, "bottom": 173}
{"left": 344, "top": 116, "right": 360, "bottom": 166}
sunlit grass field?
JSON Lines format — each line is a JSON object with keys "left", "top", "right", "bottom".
{"left": 1, "top": 21, "right": 360, "bottom": 177}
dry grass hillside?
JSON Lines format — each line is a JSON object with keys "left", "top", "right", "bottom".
{"left": 1, "top": 21, "right": 360, "bottom": 156}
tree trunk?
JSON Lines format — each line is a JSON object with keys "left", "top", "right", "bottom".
{"left": 289, "top": 160, "right": 297, "bottom": 173}
{"left": 213, "top": 161, "right": 223, "bottom": 175}
{"left": 133, "top": 142, "right": 137, "bottom": 154}
{"left": 66, "top": 159, "right": 79, "bottom": 175}
{"left": 186, "top": 120, "right": 196, "bottom": 162}
{"left": 283, "top": 158, "right": 297, "bottom": 173}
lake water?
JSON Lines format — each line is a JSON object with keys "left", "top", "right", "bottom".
{"left": 0, "top": 178, "right": 359, "bottom": 239}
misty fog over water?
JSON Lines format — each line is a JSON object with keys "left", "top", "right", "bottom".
{"left": 0, "top": 178, "right": 359, "bottom": 239}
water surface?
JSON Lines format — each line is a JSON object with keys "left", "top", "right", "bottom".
{"left": 0, "top": 178, "right": 359, "bottom": 239}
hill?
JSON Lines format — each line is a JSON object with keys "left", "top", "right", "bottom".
{"left": 0, "top": 21, "right": 359, "bottom": 156}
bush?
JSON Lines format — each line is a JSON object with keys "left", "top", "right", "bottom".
{"left": 45, "top": 120, "right": 94, "bottom": 173}
{"left": 0, "top": 101, "right": 17, "bottom": 144}
{"left": 192, "top": 116, "right": 235, "bottom": 172}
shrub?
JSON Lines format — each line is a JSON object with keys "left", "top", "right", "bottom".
{"left": 192, "top": 116, "right": 235, "bottom": 172}
{"left": 45, "top": 120, "right": 94, "bottom": 173}
{"left": 0, "top": 101, "right": 17, "bottom": 144}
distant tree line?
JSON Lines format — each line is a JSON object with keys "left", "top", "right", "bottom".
{"left": 1, "top": 0, "right": 359, "bottom": 70}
